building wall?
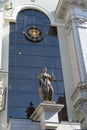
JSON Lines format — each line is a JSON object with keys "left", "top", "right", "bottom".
{"left": 57, "top": 22, "right": 79, "bottom": 121}
{"left": 56, "top": 0, "right": 87, "bottom": 128}
{"left": 0, "top": 0, "right": 82, "bottom": 130}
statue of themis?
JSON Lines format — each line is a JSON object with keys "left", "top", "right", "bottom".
{"left": 37, "top": 67, "right": 54, "bottom": 101}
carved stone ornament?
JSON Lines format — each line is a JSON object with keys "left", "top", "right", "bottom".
{"left": 23, "top": 26, "right": 44, "bottom": 42}
{"left": 56, "top": 0, "right": 87, "bottom": 19}
{"left": 0, "top": 87, "right": 6, "bottom": 112}
{"left": 79, "top": 100, "right": 87, "bottom": 122}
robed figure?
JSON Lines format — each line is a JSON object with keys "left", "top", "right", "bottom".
{"left": 38, "top": 67, "right": 54, "bottom": 101}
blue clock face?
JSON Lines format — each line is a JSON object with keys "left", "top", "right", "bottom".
{"left": 24, "top": 26, "right": 44, "bottom": 42}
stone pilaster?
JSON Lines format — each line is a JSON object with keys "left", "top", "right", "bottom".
{"left": 71, "top": 82, "right": 87, "bottom": 127}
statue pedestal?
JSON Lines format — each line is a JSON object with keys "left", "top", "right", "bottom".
{"left": 30, "top": 101, "right": 64, "bottom": 130}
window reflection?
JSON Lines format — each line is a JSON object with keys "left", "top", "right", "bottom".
{"left": 8, "top": 9, "right": 66, "bottom": 120}
{"left": 57, "top": 95, "right": 68, "bottom": 121}
{"left": 25, "top": 102, "right": 35, "bottom": 119}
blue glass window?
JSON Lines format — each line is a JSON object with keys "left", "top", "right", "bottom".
{"left": 8, "top": 9, "right": 66, "bottom": 119}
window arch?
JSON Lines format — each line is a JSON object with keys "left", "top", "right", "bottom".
{"left": 8, "top": 9, "right": 67, "bottom": 120}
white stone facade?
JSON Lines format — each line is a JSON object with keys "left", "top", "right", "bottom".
{"left": 56, "top": 0, "right": 87, "bottom": 129}
{"left": 1, "top": 0, "right": 87, "bottom": 129}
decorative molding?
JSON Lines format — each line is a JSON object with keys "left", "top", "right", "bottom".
{"left": 71, "top": 81, "right": 87, "bottom": 112}
{"left": 71, "top": 82, "right": 87, "bottom": 100}
{"left": 71, "top": 81, "right": 87, "bottom": 126}
{"left": 56, "top": 0, "right": 87, "bottom": 19}
{"left": 65, "top": 12, "right": 87, "bottom": 33}
{"left": 4, "top": 0, "right": 12, "bottom": 10}
{"left": 4, "top": 4, "right": 55, "bottom": 24}
{"left": 76, "top": 99, "right": 87, "bottom": 125}
{"left": 0, "top": 87, "right": 6, "bottom": 112}
{"left": 0, "top": 70, "right": 7, "bottom": 112}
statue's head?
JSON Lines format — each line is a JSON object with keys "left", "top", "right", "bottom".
{"left": 42, "top": 67, "right": 47, "bottom": 73}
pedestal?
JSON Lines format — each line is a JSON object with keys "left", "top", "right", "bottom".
{"left": 30, "top": 101, "right": 64, "bottom": 130}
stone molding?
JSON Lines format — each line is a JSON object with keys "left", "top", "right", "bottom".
{"left": 71, "top": 82, "right": 87, "bottom": 111}
{"left": 4, "top": 0, "right": 12, "bottom": 10}
{"left": 4, "top": 4, "right": 55, "bottom": 24}
{"left": 30, "top": 102, "right": 64, "bottom": 121}
{"left": 56, "top": 0, "right": 87, "bottom": 18}
{"left": 64, "top": 9, "right": 87, "bottom": 34}
{"left": 56, "top": 0, "right": 87, "bottom": 33}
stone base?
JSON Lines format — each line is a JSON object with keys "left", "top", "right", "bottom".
{"left": 43, "top": 101, "right": 56, "bottom": 104}
{"left": 30, "top": 102, "right": 64, "bottom": 130}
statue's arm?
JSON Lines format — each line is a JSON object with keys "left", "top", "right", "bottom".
{"left": 37, "top": 74, "right": 44, "bottom": 86}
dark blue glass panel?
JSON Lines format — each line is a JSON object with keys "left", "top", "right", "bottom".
{"left": 52, "top": 81, "right": 58, "bottom": 93}
{"left": 8, "top": 79, "right": 16, "bottom": 92}
{"left": 15, "top": 79, "right": 38, "bottom": 93}
{"left": 56, "top": 69, "right": 63, "bottom": 81}
{"left": 58, "top": 82, "right": 65, "bottom": 94}
{"left": 15, "top": 107, "right": 27, "bottom": 118}
{"left": 15, "top": 93, "right": 38, "bottom": 106}
{"left": 8, "top": 92, "right": 16, "bottom": 106}
{"left": 8, "top": 9, "right": 65, "bottom": 119}
{"left": 8, "top": 107, "right": 18, "bottom": 118}
{"left": 9, "top": 73, "right": 15, "bottom": 79}
{"left": 10, "top": 56, "right": 61, "bottom": 68}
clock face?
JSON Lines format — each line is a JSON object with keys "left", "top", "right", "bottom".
{"left": 24, "top": 26, "right": 44, "bottom": 42}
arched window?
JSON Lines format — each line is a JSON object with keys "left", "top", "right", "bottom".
{"left": 8, "top": 9, "right": 67, "bottom": 120}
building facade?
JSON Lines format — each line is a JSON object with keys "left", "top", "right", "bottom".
{"left": 0, "top": 0, "right": 87, "bottom": 129}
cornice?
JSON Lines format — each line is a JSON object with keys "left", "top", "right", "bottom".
{"left": 71, "top": 81, "right": 87, "bottom": 112}
{"left": 64, "top": 12, "right": 87, "bottom": 34}
{"left": 71, "top": 82, "right": 87, "bottom": 101}
{"left": 73, "top": 98, "right": 87, "bottom": 111}
{"left": 56, "top": 0, "right": 87, "bottom": 19}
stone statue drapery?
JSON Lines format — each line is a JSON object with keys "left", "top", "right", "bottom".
{"left": 37, "top": 67, "right": 54, "bottom": 101}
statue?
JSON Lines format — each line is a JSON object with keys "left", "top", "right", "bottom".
{"left": 37, "top": 67, "right": 54, "bottom": 101}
